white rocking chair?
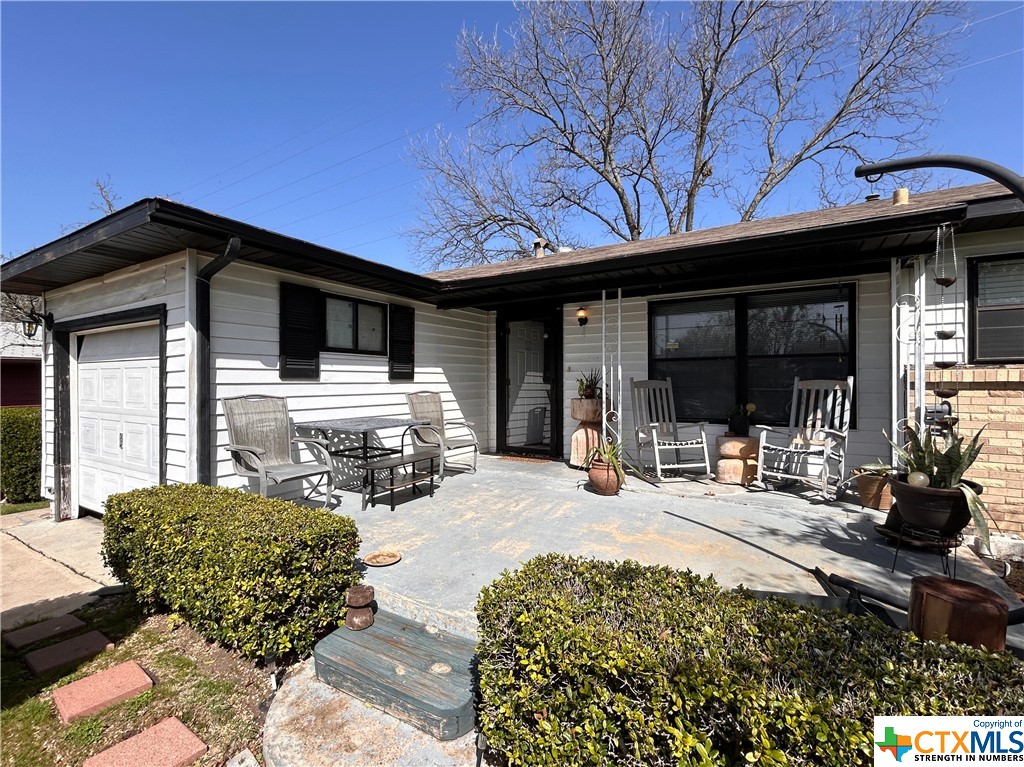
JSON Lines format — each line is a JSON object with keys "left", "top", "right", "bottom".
{"left": 754, "top": 376, "right": 854, "bottom": 501}
{"left": 222, "top": 395, "right": 334, "bottom": 507}
{"left": 630, "top": 378, "right": 711, "bottom": 480}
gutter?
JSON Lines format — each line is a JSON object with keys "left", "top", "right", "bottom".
{"left": 196, "top": 237, "right": 241, "bottom": 485}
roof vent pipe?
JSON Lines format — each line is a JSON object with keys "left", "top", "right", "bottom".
{"left": 532, "top": 237, "right": 550, "bottom": 258}
{"left": 892, "top": 188, "right": 910, "bottom": 206}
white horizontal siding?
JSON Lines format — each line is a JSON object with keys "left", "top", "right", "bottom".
{"left": 40, "top": 253, "right": 189, "bottom": 507}
{"left": 207, "top": 260, "right": 489, "bottom": 495}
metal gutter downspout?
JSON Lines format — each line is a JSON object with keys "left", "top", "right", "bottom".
{"left": 196, "top": 237, "right": 241, "bottom": 485}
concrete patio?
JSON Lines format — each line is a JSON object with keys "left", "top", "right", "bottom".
{"left": 341, "top": 454, "right": 1022, "bottom": 639}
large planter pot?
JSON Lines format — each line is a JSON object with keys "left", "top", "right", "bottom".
{"left": 886, "top": 476, "right": 983, "bottom": 537}
{"left": 588, "top": 458, "right": 622, "bottom": 496}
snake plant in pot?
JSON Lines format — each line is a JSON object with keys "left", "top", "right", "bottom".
{"left": 884, "top": 425, "right": 992, "bottom": 552}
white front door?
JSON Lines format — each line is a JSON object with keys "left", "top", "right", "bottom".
{"left": 77, "top": 326, "right": 160, "bottom": 513}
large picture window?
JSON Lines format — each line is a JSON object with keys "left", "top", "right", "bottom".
{"left": 970, "top": 255, "right": 1023, "bottom": 363}
{"left": 650, "top": 285, "right": 855, "bottom": 425}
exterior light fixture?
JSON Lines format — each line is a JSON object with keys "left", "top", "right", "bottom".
{"left": 19, "top": 310, "right": 53, "bottom": 339}
{"left": 576, "top": 307, "right": 589, "bottom": 327}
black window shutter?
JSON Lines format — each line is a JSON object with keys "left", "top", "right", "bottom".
{"left": 389, "top": 304, "right": 415, "bottom": 381}
{"left": 279, "top": 282, "right": 321, "bottom": 380}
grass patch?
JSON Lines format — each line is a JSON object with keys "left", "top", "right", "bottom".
{"left": 1, "top": 595, "right": 269, "bottom": 767}
{"left": 0, "top": 500, "right": 49, "bottom": 515}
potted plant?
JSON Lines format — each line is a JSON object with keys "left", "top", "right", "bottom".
{"left": 585, "top": 437, "right": 626, "bottom": 496}
{"left": 851, "top": 462, "right": 893, "bottom": 510}
{"left": 577, "top": 369, "right": 603, "bottom": 400}
{"left": 884, "top": 425, "right": 992, "bottom": 551}
{"left": 725, "top": 402, "right": 756, "bottom": 437}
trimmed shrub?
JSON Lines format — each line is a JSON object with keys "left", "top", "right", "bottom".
{"left": 0, "top": 406, "right": 41, "bottom": 503}
{"left": 103, "top": 484, "right": 360, "bottom": 659}
{"left": 476, "top": 554, "right": 1024, "bottom": 766}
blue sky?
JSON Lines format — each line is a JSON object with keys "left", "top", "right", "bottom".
{"left": 2, "top": 1, "right": 1022, "bottom": 272}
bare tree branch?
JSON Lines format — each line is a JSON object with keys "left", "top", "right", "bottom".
{"left": 410, "top": 0, "right": 967, "bottom": 268}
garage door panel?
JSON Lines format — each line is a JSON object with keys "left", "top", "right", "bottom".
{"left": 100, "top": 370, "right": 121, "bottom": 407}
{"left": 78, "top": 326, "right": 160, "bottom": 514}
{"left": 122, "top": 421, "right": 151, "bottom": 468}
{"left": 123, "top": 367, "right": 151, "bottom": 411}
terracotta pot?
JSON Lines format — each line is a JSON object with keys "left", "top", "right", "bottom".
{"left": 588, "top": 457, "right": 622, "bottom": 496}
{"left": 887, "top": 476, "right": 982, "bottom": 537}
{"left": 854, "top": 472, "right": 893, "bottom": 510}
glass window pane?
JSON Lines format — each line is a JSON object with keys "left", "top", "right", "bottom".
{"left": 652, "top": 298, "right": 735, "bottom": 358}
{"left": 978, "top": 258, "right": 1024, "bottom": 307}
{"left": 748, "top": 289, "right": 849, "bottom": 357}
{"left": 747, "top": 357, "right": 851, "bottom": 424}
{"left": 358, "top": 303, "right": 385, "bottom": 353}
{"left": 325, "top": 298, "right": 354, "bottom": 349}
{"left": 977, "top": 308, "right": 1024, "bottom": 359}
{"left": 652, "top": 359, "right": 735, "bottom": 421}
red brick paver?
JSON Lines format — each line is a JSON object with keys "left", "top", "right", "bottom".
{"left": 52, "top": 660, "right": 153, "bottom": 722}
{"left": 83, "top": 716, "right": 207, "bottom": 767}
{"left": 24, "top": 631, "right": 113, "bottom": 676}
{"left": 2, "top": 614, "right": 86, "bottom": 649}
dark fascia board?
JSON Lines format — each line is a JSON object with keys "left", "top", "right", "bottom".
{"left": 433, "top": 204, "right": 972, "bottom": 308}
{"left": 145, "top": 199, "right": 442, "bottom": 300}
{"left": 0, "top": 200, "right": 160, "bottom": 291}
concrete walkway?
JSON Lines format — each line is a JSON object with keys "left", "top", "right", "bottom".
{"left": 1, "top": 508, "right": 118, "bottom": 628}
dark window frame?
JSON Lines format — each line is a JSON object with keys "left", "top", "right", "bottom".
{"left": 321, "top": 292, "right": 389, "bottom": 356}
{"left": 648, "top": 284, "right": 856, "bottom": 426}
{"left": 968, "top": 254, "right": 1024, "bottom": 364}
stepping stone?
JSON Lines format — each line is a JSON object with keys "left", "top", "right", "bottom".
{"left": 3, "top": 614, "right": 86, "bottom": 649}
{"left": 83, "top": 716, "right": 207, "bottom": 767}
{"left": 314, "top": 608, "right": 475, "bottom": 741}
{"left": 24, "top": 630, "right": 113, "bottom": 676}
{"left": 52, "top": 660, "right": 153, "bottom": 722}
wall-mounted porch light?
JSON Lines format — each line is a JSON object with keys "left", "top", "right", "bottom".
{"left": 19, "top": 310, "right": 53, "bottom": 339}
{"left": 576, "top": 307, "right": 589, "bottom": 327}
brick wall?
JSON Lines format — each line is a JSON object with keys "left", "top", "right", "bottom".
{"left": 922, "top": 366, "right": 1024, "bottom": 535}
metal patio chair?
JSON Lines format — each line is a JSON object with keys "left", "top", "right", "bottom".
{"left": 629, "top": 378, "right": 711, "bottom": 480}
{"left": 754, "top": 376, "right": 854, "bottom": 501}
{"left": 222, "top": 394, "right": 334, "bottom": 507}
{"left": 405, "top": 391, "right": 479, "bottom": 477}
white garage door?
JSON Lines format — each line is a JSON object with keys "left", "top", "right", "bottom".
{"left": 77, "top": 326, "right": 160, "bottom": 513}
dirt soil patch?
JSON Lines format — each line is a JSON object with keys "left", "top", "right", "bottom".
{"left": 1, "top": 594, "right": 270, "bottom": 767}
{"left": 1005, "top": 562, "right": 1024, "bottom": 601}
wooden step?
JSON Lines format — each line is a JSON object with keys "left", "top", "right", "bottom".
{"left": 314, "top": 609, "right": 475, "bottom": 741}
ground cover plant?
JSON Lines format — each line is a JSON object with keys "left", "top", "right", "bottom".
{"left": 476, "top": 554, "right": 1024, "bottom": 767}
{"left": 103, "top": 484, "right": 360, "bottom": 659}
{"left": 1, "top": 594, "right": 266, "bottom": 767}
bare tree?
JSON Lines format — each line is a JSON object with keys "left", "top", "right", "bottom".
{"left": 89, "top": 174, "right": 121, "bottom": 215}
{"left": 410, "top": 1, "right": 966, "bottom": 269}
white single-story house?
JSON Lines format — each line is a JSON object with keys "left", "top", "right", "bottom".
{"left": 1, "top": 182, "right": 1021, "bottom": 531}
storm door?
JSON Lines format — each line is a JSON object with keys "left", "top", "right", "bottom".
{"left": 498, "top": 308, "right": 562, "bottom": 457}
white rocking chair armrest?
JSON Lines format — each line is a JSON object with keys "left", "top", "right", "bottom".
{"left": 750, "top": 425, "right": 776, "bottom": 434}
{"left": 226, "top": 443, "right": 266, "bottom": 460}
{"left": 816, "top": 428, "right": 847, "bottom": 442}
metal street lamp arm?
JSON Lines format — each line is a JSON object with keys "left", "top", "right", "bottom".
{"left": 854, "top": 155, "right": 1024, "bottom": 203}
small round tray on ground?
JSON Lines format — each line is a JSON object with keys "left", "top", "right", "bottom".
{"left": 363, "top": 550, "right": 402, "bottom": 567}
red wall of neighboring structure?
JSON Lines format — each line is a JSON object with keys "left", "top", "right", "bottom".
{"left": 0, "top": 358, "right": 42, "bottom": 407}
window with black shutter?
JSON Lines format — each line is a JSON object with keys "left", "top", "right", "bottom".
{"left": 970, "top": 255, "right": 1024, "bottom": 363}
{"left": 388, "top": 304, "right": 415, "bottom": 381}
{"left": 279, "top": 282, "right": 322, "bottom": 380}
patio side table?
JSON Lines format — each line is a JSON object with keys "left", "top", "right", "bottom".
{"left": 715, "top": 436, "right": 758, "bottom": 486}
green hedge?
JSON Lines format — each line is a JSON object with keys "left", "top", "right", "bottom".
{"left": 476, "top": 554, "right": 1023, "bottom": 766}
{"left": 103, "top": 484, "right": 360, "bottom": 659}
{"left": 0, "top": 406, "right": 41, "bottom": 503}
